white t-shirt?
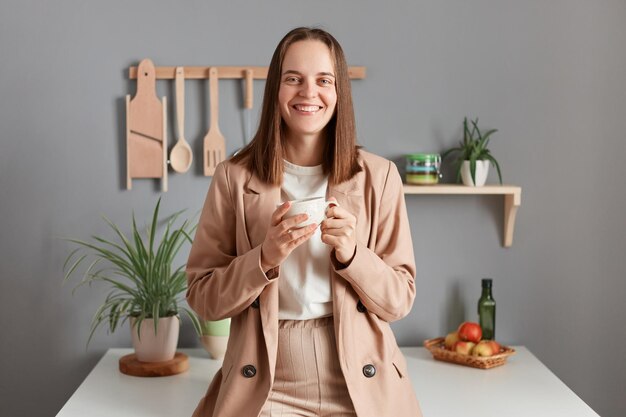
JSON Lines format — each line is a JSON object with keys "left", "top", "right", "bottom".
{"left": 278, "top": 160, "right": 332, "bottom": 320}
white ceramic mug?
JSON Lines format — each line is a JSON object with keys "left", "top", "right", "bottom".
{"left": 280, "top": 197, "right": 337, "bottom": 228}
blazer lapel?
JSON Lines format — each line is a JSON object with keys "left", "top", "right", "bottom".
{"left": 242, "top": 174, "right": 281, "bottom": 249}
{"left": 327, "top": 171, "right": 363, "bottom": 219}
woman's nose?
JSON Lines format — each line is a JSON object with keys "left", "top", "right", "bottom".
{"left": 299, "top": 79, "right": 318, "bottom": 98}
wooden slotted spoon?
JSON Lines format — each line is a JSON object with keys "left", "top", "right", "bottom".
{"left": 170, "top": 66, "right": 193, "bottom": 173}
{"left": 203, "top": 67, "right": 226, "bottom": 176}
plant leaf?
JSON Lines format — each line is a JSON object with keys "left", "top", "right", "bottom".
{"left": 63, "top": 254, "right": 88, "bottom": 284}
{"left": 485, "top": 154, "right": 503, "bottom": 184}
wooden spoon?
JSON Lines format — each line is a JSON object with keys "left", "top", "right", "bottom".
{"left": 169, "top": 66, "right": 193, "bottom": 173}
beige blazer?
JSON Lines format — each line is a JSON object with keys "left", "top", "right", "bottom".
{"left": 186, "top": 150, "right": 423, "bottom": 417}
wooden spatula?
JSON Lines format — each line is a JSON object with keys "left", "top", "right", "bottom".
{"left": 203, "top": 67, "right": 226, "bottom": 176}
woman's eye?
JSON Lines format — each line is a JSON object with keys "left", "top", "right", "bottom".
{"left": 285, "top": 76, "right": 300, "bottom": 83}
{"left": 319, "top": 78, "right": 333, "bottom": 85}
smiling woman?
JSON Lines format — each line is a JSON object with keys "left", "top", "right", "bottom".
{"left": 230, "top": 27, "right": 360, "bottom": 186}
{"left": 186, "top": 27, "right": 422, "bottom": 417}
{"left": 278, "top": 40, "right": 338, "bottom": 163}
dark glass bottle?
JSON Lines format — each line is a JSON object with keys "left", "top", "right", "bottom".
{"left": 478, "top": 278, "right": 496, "bottom": 340}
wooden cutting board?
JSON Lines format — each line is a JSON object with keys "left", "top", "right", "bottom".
{"left": 119, "top": 352, "right": 189, "bottom": 377}
{"left": 126, "top": 58, "right": 168, "bottom": 191}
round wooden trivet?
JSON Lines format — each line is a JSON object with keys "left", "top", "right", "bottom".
{"left": 119, "top": 352, "right": 189, "bottom": 377}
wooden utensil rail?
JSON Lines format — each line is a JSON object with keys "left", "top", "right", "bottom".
{"left": 125, "top": 62, "right": 366, "bottom": 191}
{"left": 129, "top": 66, "right": 367, "bottom": 80}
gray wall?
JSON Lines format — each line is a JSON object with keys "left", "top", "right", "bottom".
{"left": 1, "top": 0, "right": 624, "bottom": 416}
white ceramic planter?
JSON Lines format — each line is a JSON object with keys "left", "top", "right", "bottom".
{"left": 200, "top": 335, "right": 229, "bottom": 359}
{"left": 461, "top": 160, "right": 490, "bottom": 186}
{"left": 130, "top": 316, "right": 179, "bottom": 363}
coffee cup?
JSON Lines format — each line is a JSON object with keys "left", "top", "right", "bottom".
{"left": 280, "top": 197, "right": 337, "bottom": 228}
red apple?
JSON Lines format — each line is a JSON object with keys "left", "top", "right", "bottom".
{"left": 487, "top": 340, "right": 501, "bottom": 354}
{"left": 444, "top": 332, "right": 460, "bottom": 350}
{"left": 472, "top": 340, "right": 495, "bottom": 357}
{"left": 454, "top": 341, "right": 476, "bottom": 355}
{"left": 457, "top": 321, "right": 482, "bottom": 343}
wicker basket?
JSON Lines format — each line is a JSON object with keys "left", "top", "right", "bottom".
{"left": 423, "top": 337, "right": 515, "bottom": 369}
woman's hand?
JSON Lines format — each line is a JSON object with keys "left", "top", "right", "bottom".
{"left": 260, "top": 201, "right": 317, "bottom": 272}
{"left": 321, "top": 199, "right": 357, "bottom": 265}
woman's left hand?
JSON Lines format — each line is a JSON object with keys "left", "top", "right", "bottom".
{"left": 321, "top": 198, "right": 357, "bottom": 265}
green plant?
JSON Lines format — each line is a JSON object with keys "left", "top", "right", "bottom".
{"left": 63, "top": 198, "right": 201, "bottom": 346}
{"left": 441, "top": 117, "right": 503, "bottom": 184}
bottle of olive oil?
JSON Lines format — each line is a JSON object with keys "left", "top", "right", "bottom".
{"left": 478, "top": 278, "right": 496, "bottom": 340}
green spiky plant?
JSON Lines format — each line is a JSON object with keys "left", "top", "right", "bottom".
{"left": 442, "top": 117, "right": 503, "bottom": 185}
{"left": 63, "top": 197, "right": 201, "bottom": 347}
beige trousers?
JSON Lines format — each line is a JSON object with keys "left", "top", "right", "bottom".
{"left": 259, "top": 316, "right": 356, "bottom": 417}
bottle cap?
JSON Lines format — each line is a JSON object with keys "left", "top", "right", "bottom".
{"left": 481, "top": 278, "right": 492, "bottom": 287}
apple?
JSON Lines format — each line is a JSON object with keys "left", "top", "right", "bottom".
{"left": 457, "top": 321, "right": 482, "bottom": 343}
{"left": 487, "top": 340, "right": 501, "bottom": 354}
{"left": 444, "top": 332, "right": 460, "bottom": 350}
{"left": 471, "top": 340, "right": 502, "bottom": 357}
{"left": 454, "top": 341, "right": 476, "bottom": 355}
{"left": 472, "top": 340, "right": 496, "bottom": 357}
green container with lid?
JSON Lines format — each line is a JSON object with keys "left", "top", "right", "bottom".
{"left": 406, "top": 153, "right": 441, "bottom": 185}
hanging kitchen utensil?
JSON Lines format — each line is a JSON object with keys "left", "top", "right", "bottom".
{"left": 169, "top": 66, "right": 193, "bottom": 173}
{"left": 126, "top": 58, "right": 167, "bottom": 191}
{"left": 203, "top": 67, "right": 226, "bottom": 176}
{"left": 244, "top": 69, "right": 254, "bottom": 146}
{"left": 233, "top": 69, "right": 254, "bottom": 157}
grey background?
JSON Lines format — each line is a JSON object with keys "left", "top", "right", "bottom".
{"left": 1, "top": 0, "right": 624, "bottom": 416}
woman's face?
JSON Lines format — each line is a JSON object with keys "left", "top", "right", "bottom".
{"left": 278, "top": 40, "right": 338, "bottom": 141}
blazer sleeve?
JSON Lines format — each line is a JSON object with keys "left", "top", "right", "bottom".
{"left": 331, "top": 161, "right": 416, "bottom": 322}
{"left": 185, "top": 163, "right": 275, "bottom": 321}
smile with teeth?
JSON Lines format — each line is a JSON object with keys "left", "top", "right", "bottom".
{"left": 293, "top": 104, "right": 322, "bottom": 113}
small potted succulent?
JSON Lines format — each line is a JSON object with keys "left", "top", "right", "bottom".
{"left": 442, "top": 117, "right": 503, "bottom": 186}
{"left": 63, "top": 198, "right": 201, "bottom": 362}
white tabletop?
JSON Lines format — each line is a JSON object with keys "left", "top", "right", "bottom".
{"left": 57, "top": 347, "right": 599, "bottom": 417}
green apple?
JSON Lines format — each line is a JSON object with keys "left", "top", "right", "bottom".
{"left": 444, "top": 332, "right": 460, "bottom": 350}
{"left": 454, "top": 341, "right": 476, "bottom": 355}
{"left": 472, "top": 340, "right": 495, "bottom": 357}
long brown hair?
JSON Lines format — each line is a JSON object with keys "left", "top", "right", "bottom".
{"left": 231, "top": 27, "right": 361, "bottom": 186}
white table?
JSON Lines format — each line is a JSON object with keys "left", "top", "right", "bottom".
{"left": 57, "top": 347, "right": 599, "bottom": 417}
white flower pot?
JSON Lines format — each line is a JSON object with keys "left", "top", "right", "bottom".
{"left": 130, "top": 316, "right": 179, "bottom": 362}
{"left": 200, "top": 335, "right": 229, "bottom": 359}
{"left": 461, "top": 160, "right": 490, "bottom": 187}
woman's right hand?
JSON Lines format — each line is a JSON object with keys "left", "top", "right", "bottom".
{"left": 260, "top": 201, "right": 318, "bottom": 272}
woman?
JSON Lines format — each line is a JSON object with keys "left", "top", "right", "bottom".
{"left": 186, "top": 27, "right": 422, "bottom": 417}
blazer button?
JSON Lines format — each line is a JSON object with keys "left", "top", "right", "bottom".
{"left": 356, "top": 300, "right": 367, "bottom": 313}
{"left": 362, "top": 364, "right": 376, "bottom": 378}
{"left": 242, "top": 365, "right": 257, "bottom": 378}
{"left": 251, "top": 297, "right": 260, "bottom": 309}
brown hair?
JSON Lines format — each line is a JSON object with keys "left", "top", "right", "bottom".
{"left": 230, "top": 27, "right": 361, "bottom": 185}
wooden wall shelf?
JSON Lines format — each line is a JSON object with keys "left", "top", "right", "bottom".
{"left": 403, "top": 184, "right": 522, "bottom": 247}
{"left": 129, "top": 66, "right": 366, "bottom": 80}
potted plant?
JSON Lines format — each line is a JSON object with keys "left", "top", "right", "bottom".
{"left": 63, "top": 198, "right": 201, "bottom": 362}
{"left": 199, "top": 318, "right": 231, "bottom": 359}
{"left": 442, "top": 117, "right": 503, "bottom": 186}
